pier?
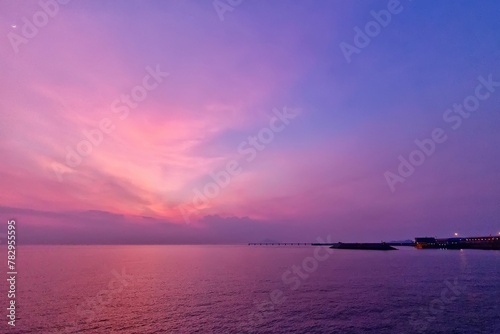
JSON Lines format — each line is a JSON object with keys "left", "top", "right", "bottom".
{"left": 248, "top": 242, "right": 313, "bottom": 246}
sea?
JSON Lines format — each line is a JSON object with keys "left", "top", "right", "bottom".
{"left": 7, "top": 245, "right": 500, "bottom": 333}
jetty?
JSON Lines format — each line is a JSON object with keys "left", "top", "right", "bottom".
{"left": 248, "top": 242, "right": 312, "bottom": 246}
{"left": 247, "top": 242, "right": 397, "bottom": 250}
{"left": 329, "top": 242, "right": 397, "bottom": 250}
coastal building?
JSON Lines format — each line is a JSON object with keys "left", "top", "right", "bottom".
{"left": 415, "top": 236, "right": 500, "bottom": 250}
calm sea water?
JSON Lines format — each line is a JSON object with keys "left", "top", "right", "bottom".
{"left": 8, "top": 245, "right": 500, "bottom": 333}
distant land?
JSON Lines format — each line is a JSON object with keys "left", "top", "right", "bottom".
{"left": 250, "top": 235, "right": 500, "bottom": 250}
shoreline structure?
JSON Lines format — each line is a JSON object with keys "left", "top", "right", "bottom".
{"left": 248, "top": 235, "right": 500, "bottom": 250}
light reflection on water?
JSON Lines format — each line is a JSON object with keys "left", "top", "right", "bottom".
{"left": 12, "top": 245, "right": 500, "bottom": 333}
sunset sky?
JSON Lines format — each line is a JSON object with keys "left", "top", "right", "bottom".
{"left": 1, "top": 0, "right": 500, "bottom": 243}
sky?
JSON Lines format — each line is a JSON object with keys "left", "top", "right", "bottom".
{"left": 1, "top": 0, "right": 500, "bottom": 244}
